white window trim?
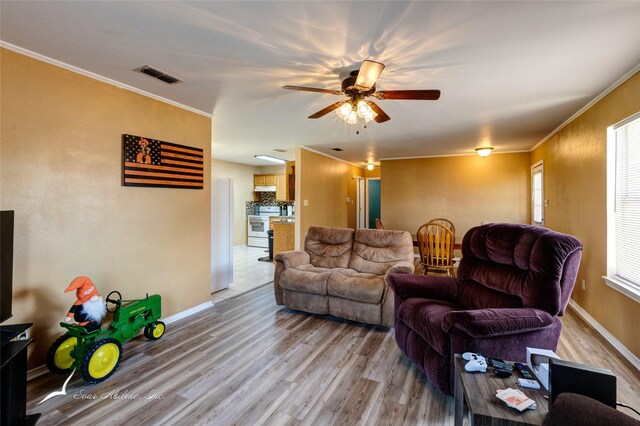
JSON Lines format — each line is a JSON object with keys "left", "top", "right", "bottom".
{"left": 531, "top": 160, "right": 544, "bottom": 226}
{"left": 603, "top": 113, "right": 640, "bottom": 304}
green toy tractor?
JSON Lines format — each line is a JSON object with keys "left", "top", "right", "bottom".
{"left": 46, "top": 291, "right": 165, "bottom": 383}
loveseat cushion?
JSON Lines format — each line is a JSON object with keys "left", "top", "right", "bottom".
{"left": 349, "top": 229, "right": 414, "bottom": 275}
{"left": 305, "top": 226, "right": 354, "bottom": 269}
{"left": 327, "top": 269, "right": 385, "bottom": 304}
{"left": 397, "top": 298, "right": 463, "bottom": 356}
{"left": 279, "top": 264, "right": 334, "bottom": 295}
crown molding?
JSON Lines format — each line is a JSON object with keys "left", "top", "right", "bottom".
{"left": 0, "top": 41, "right": 213, "bottom": 119}
{"left": 382, "top": 150, "right": 530, "bottom": 161}
{"left": 530, "top": 63, "right": 640, "bottom": 152}
{"left": 301, "top": 146, "right": 365, "bottom": 169}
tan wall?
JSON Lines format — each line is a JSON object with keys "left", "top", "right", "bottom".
{"left": 365, "top": 168, "right": 381, "bottom": 178}
{"left": 297, "top": 148, "right": 364, "bottom": 246}
{"left": 0, "top": 49, "right": 212, "bottom": 367}
{"left": 258, "top": 165, "right": 286, "bottom": 175}
{"left": 381, "top": 153, "right": 531, "bottom": 239}
{"left": 212, "top": 160, "right": 261, "bottom": 245}
{"left": 531, "top": 72, "right": 640, "bottom": 357}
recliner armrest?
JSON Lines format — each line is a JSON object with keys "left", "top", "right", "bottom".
{"left": 442, "top": 308, "right": 555, "bottom": 337}
{"left": 542, "top": 393, "right": 639, "bottom": 426}
{"left": 386, "top": 273, "right": 457, "bottom": 301}
{"left": 274, "top": 250, "right": 311, "bottom": 268}
{"left": 384, "top": 261, "right": 415, "bottom": 277}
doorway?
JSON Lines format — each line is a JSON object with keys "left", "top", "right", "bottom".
{"left": 356, "top": 177, "right": 365, "bottom": 228}
{"left": 531, "top": 161, "right": 544, "bottom": 226}
{"left": 211, "top": 177, "right": 233, "bottom": 293}
{"left": 366, "top": 178, "right": 381, "bottom": 229}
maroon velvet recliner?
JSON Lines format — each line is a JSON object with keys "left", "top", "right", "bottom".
{"left": 387, "top": 223, "right": 583, "bottom": 395}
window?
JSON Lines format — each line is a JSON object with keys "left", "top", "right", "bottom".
{"left": 531, "top": 161, "right": 544, "bottom": 226}
{"left": 604, "top": 111, "right": 640, "bottom": 303}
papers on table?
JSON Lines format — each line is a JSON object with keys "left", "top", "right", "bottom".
{"left": 495, "top": 388, "right": 537, "bottom": 412}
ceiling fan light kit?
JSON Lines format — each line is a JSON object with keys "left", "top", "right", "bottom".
{"left": 336, "top": 100, "right": 377, "bottom": 124}
{"left": 283, "top": 59, "right": 440, "bottom": 126}
{"left": 475, "top": 147, "right": 494, "bottom": 157}
{"left": 354, "top": 60, "right": 385, "bottom": 91}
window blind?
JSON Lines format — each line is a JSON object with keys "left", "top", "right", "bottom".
{"left": 614, "top": 113, "right": 640, "bottom": 290}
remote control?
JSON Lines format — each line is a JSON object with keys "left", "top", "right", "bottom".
{"left": 488, "top": 358, "right": 513, "bottom": 372}
{"left": 514, "top": 363, "right": 535, "bottom": 380}
{"left": 494, "top": 368, "right": 512, "bottom": 378}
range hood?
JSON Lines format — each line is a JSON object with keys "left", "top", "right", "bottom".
{"left": 254, "top": 185, "right": 276, "bottom": 192}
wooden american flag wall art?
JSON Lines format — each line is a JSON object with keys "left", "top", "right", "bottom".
{"left": 122, "top": 134, "right": 204, "bottom": 189}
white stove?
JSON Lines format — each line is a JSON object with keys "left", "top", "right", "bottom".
{"left": 247, "top": 206, "right": 281, "bottom": 248}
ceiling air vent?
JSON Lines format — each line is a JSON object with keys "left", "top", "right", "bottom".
{"left": 134, "top": 65, "right": 183, "bottom": 85}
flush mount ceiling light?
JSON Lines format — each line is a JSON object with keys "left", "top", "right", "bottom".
{"left": 367, "top": 163, "right": 375, "bottom": 171}
{"left": 475, "top": 147, "right": 494, "bottom": 157}
{"left": 255, "top": 155, "right": 285, "bottom": 164}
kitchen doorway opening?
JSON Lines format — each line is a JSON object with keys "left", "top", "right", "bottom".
{"left": 356, "top": 177, "right": 365, "bottom": 228}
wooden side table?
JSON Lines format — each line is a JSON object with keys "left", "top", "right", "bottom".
{"left": 454, "top": 354, "right": 549, "bottom": 426}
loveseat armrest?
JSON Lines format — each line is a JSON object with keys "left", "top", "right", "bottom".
{"left": 442, "top": 308, "right": 555, "bottom": 338}
{"left": 273, "top": 250, "right": 311, "bottom": 306}
{"left": 274, "top": 250, "right": 311, "bottom": 269}
{"left": 384, "top": 261, "right": 415, "bottom": 278}
{"left": 386, "top": 273, "right": 457, "bottom": 301}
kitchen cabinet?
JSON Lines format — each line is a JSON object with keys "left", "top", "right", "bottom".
{"left": 265, "top": 175, "right": 277, "bottom": 186}
{"left": 276, "top": 175, "right": 287, "bottom": 201}
{"left": 253, "top": 174, "right": 279, "bottom": 188}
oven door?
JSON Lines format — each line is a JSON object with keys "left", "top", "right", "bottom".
{"left": 248, "top": 216, "right": 268, "bottom": 237}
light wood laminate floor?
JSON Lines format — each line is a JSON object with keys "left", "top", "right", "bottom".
{"left": 27, "top": 284, "right": 640, "bottom": 425}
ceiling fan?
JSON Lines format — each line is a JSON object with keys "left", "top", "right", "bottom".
{"left": 283, "top": 60, "right": 440, "bottom": 124}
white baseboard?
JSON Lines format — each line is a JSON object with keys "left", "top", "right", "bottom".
{"left": 568, "top": 299, "right": 640, "bottom": 372}
{"left": 161, "top": 300, "right": 213, "bottom": 325}
{"left": 27, "top": 300, "right": 213, "bottom": 381}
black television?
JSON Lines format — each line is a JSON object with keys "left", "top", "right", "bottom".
{"left": 0, "top": 210, "right": 14, "bottom": 323}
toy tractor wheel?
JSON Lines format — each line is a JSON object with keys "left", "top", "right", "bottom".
{"left": 80, "top": 338, "right": 122, "bottom": 384}
{"left": 144, "top": 321, "right": 166, "bottom": 340}
{"left": 46, "top": 333, "right": 78, "bottom": 374}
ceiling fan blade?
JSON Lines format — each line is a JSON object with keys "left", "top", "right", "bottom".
{"left": 308, "top": 101, "right": 347, "bottom": 119}
{"left": 354, "top": 60, "right": 385, "bottom": 91}
{"left": 283, "top": 85, "right": 343, "bottom": 95}
{"left": 366, "top": 101, "right": 390, "bottom": 123}
{"left": 374, "top": 90, "right": 441, "bottom": 100}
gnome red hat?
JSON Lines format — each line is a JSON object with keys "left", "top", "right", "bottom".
{"left": 65, "top": 276, "right": 99, "bottom": 304}
{"left": 64, "top": 276, "right": 105, "bottom": 331}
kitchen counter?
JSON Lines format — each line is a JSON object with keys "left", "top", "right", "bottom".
{"left": 269, "top": 215, "right": 295, "bottom": 229}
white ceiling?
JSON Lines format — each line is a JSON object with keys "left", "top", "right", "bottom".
{"left": 2, "top": 1, "right": 639, "bottom": 166}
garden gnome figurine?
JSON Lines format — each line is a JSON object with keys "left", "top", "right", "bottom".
{"left": 64, "top": 276, "right": 106, "bottom": 332}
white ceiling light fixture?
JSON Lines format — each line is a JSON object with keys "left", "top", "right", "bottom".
{"left": 255, "top": 155, "right": 286, "bottom": 164}
{"left": 367, "top": 163, "right": 375, "bottom": 171}
{"left": 475, "top": 147, "right": 494, "bottom": 157}
{"left": 354, "top": 60, "right": 385, "bottom": 91}
{"left": 336, "top": 100, "right": 377, "bottom": 125}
